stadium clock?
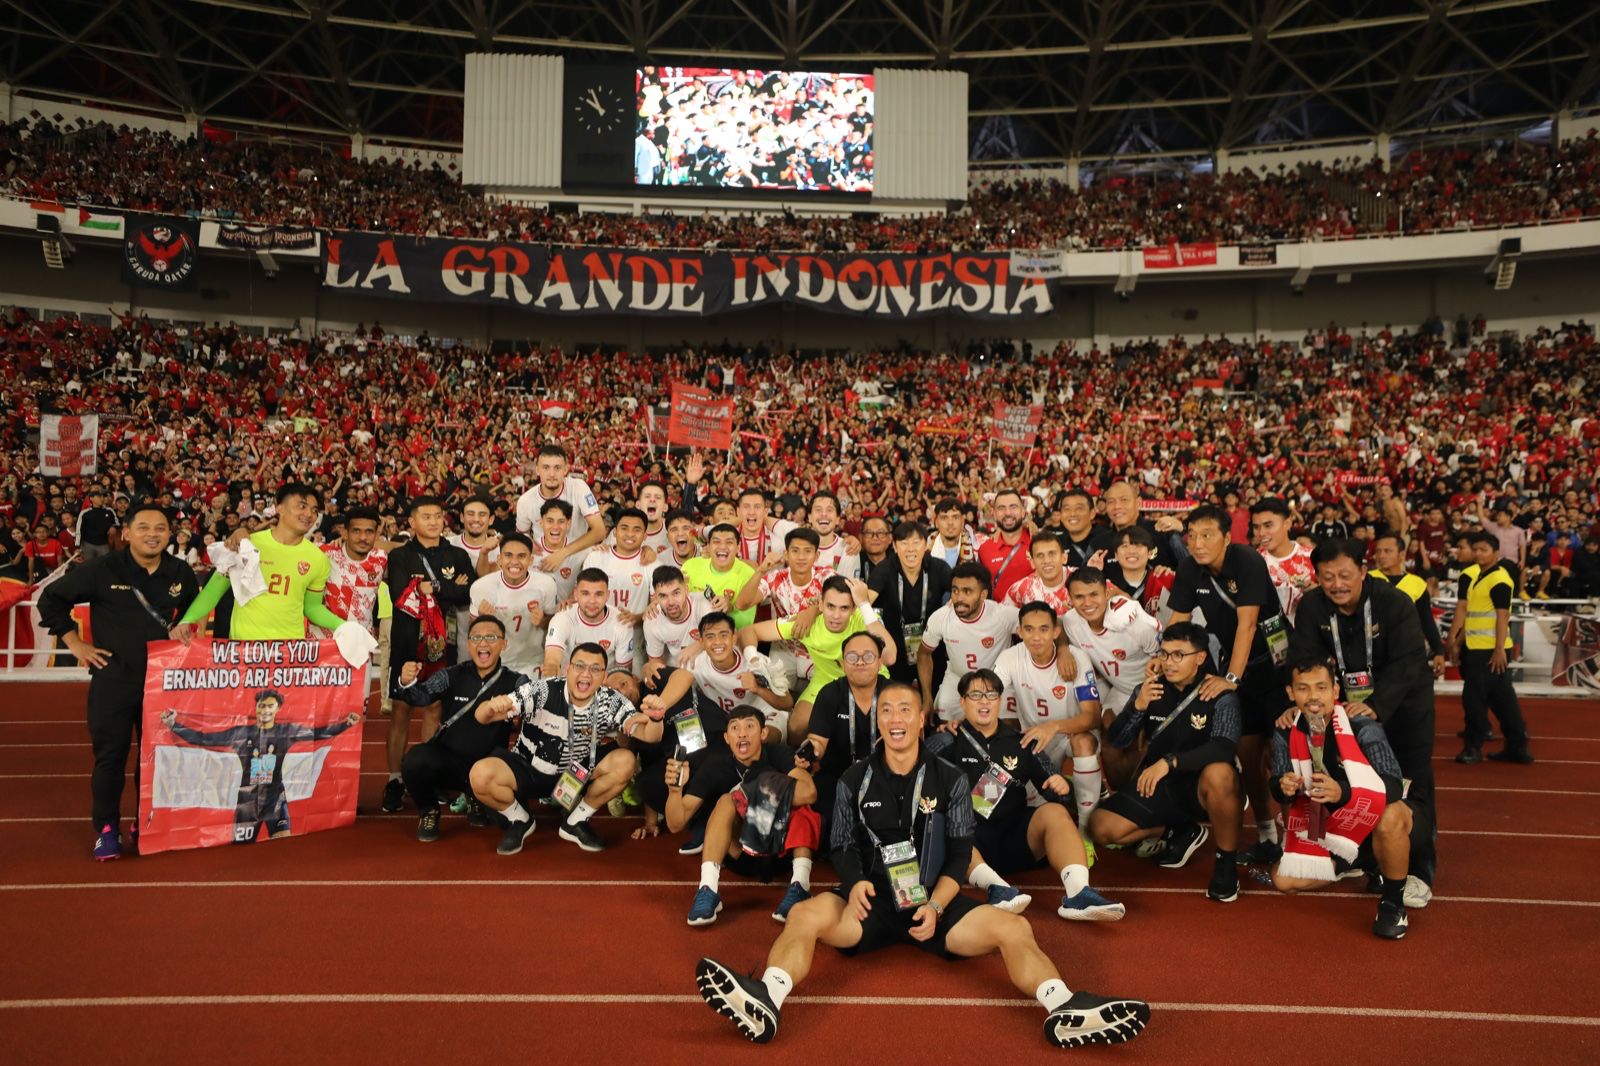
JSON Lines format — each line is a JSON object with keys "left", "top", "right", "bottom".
{"left": 573, "top": 83, "right": 627, "bottom": 134}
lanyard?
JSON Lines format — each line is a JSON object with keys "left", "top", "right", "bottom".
{"left": 996, "top": 537, "right": 1026, "bottom": 578}
{"left": 1149, "top": 684, "right": 1205, "bottom": 741}
{"left": 1207, "top": 572, "right": 1237, "bottom": 612}
{"left": 846, "top": 687, "right": 878, "bottom": 758}
{"left": 857, "top": 761, "right": 927, "bottom": 850}
{"left": 1331, "top": 598, "right": 1374, "bottom": 678}
{"left": 438, "top": 667, "right": 504, "bottom": 734}
{"left": 959, "top": 724, "right": 992, "bottom": 764}
{"left": 417, "top": 548, "right": 439, "bottom": 585}
{"left": 129, "top": 586, "right": 174, "bottom": 632}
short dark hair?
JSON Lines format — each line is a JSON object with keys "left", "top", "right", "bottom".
{"left": 1030, "top": 529, "right": 1062, "bottom": 552}
{"left": 892, "top": 520, "right": 927, "bottom": 543}
{"left": 409, "top": 495, "right": 444, "bottom": 516}
{"left": 933, "top": 497, "right": 963, "bottom": 516}
{"left": 705, "top": 522, "right": 739, "bottom": 541}
{"left": 842, "top": 630, "right": 884, "bottom": 655}
{"left": 536, "top": 444, "right": 567, "bottom": 462}
{"left": 501, "top": 532, "right": 534, "bottom": 553}
{"left": 1249, "top": 496, "right": 1293, "bottom": 519}
{"left": 1310, "top": 538, "right": 1367, "bottom": 568}
{"left": 638, "top": 480, "right": 669, "bottom": 499}
{"left": 1016, "top": 600, "right": 1059, "bottom": 625}
{"left": 1067, "top": 566, "right": 1106, "bottom": 589}
{"left": 570, "top": 641, "right": 607, "bottom": 663}
{"left": 575, "top": 567, "right": 609, "bottom": 586}
{"left": 651, "top": 565, "right": 685, "bottom": 589}
{"left": 820, "top": 575, "right": 854, "bottom": 600}
{"left": 614, "top": 507, "right": 648, "bottom": 527}
{"left": 344, "top": 506, "right": 380, "bottom": 527}
{"left": 1185, "top": 504, "right": 1229, "bottom": 534}
{"left": 1287, "top": 651, "right": 1337, "bottom": 684}
{"left": 1114, "top": 524, "right": 1156, "bottom": 550}
{"left": 809, "top": 491, "right": 842, "bottom": 513}
{"left": 1160, "top": 621, "right": 1208, "bottom": 654}
{"left": 123, "top": 500, "right": 171, "bottom": 526}
{"left": 540, "top": 498, "right": 574, "bottom": 519}
{"left": 725, "top": 705, "right": 766, "bottom": 729}
{"left": 469, "top": 615, "right": 507, "bottom": 636}
{"left": 254, "top": 690, "right": 286, "bottom": 707}
{"left": 879, "top": 678, "right": 923, "bottom": 704}
{"left": 737, "top": 487, "right": 768, "bottom": 505}
{"left": 785, "top": 527, "right": 821, "bottom": 550}
{"left": 699, "top": 611, "right": 736, "bottom": 634}
{"left": 664, "top": 508, "right": 695, "bottom": 526}
{"left": 1372, "top": 531, "right": 1405, "bottom": 551}
{"left": 277, "top": 482, "right": 321, "bottom": 507}
{"left": 1469, "top": 530, "right": 1499, "bottom": 550}
{"left": 950, "top": 561, "right": 993, "bottom": 591}
{"left": 957, "top": 668, "right": 1003, "bottom": 698}
{"left": 1055, "top": 487, "right": 1092, "bottom": 509}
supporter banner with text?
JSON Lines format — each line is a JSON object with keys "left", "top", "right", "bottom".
{"left": 667, "top": 383, "right": 734, "bottom": 449}
{"left": 1008, "top": 250, "right": 1067, "bottom": 278}
{"left": 992, "top": 402, "right": 1044, "bottom": 447}
{"left": 122, "top": 213, "right": 201, "bottom": 290}
{"left": 1239, "top": 245, "right": 1278, "bottom": 266}
{"left": 215, "top": 223, "right": 318, "bottom": 251}
{"left": 1142, "top": 242, "right": 1218, "bottom": 269}
{"left": 39, "top": 414, "right": 98, "bottom": 476}
{"left": 321, "top": 232, "right": 1054, "bottom": 319}
{"left": 138, "top": 638, "right": 366, "bottom": 855}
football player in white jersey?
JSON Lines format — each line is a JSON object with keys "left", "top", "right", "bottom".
{"left": 634, "top": 481, "right": 674, "bottom": 557}
{"left": 1251, "top": 496, "right": 1314, "bottom": 624}
{"left": 993, "top": 601, "right": 1104, "bottom": 829}
{"left": 662, "top": 510, "right": 702, "bottom": 568}
{"left": 529, "top": 499, "right": 590, "bottom": 603}
{"left": 1005, "top": 530, "right": 1075, "bottom": 615}
{"left": 807, "top": 492, "right": 859, "bottom": 578}
{"left": 588, "top": 507, "right": 658, "bottom": 620}
{"left": 918, "top": 562, "right": 1020, "bottom": 720}
{"left": 449, "top": 496, "right": 503, "bottom": 658}
{"left": 515, "top": 444, "right": 606, "bottom": 564}
{"left": 736, "top": 527, "right": 834, "bottom": 687}
{"left": 642, "top": 565, "right": 711, "bottom": 687}
{"left": 650, "top": 611, "right": 794, "bottom": 741}
{"left": 1061, "top": 568, "right": 1160, "bottom": 711}
{"left": 734, "top": 487, "right": 798, "bottom": 567}
{"left": 469, "top": 533, "right": 558, "bottom": 675}
{"left": 543, "top": 567, "right": 636, "bottom": 677}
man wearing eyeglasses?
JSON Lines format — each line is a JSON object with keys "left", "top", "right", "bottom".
{"left": 1089, "top": 621, "right": 1244, "bottom": 904}
{"left": 855, "top": 516, "right": 896, "bottom": 586}
{"left": 800, "top": 630, "right": 895, "bottom": 835}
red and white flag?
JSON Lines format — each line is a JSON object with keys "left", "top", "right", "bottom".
{"left": 39, "top": 414, "right": 99, "bottom": 476}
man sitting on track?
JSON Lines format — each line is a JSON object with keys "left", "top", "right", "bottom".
{"left": 693, "top": 679, "right": 1150, "bottom": 1049}
{"left": 468, "top": 643, "right": 661, "bottom": 855}
{"left": 669, "top": 705, "right": 822, "bottom": 927}
{"left": 926, "top": 669, "right": 1126, "bottom": 922}
{"left": 1088, "top": 622, "right": 1244, "bottom": 904}
{"left": 1269, "top": 652, "right": 1420, "bottom": 940}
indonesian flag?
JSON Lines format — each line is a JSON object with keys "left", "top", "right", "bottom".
{"left": 540, "top": 400, "right": 573, "bottom": 419}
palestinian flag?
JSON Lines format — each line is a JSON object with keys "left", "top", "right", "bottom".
{"left": 78, "top": 208, "right": 122, "bottom": 233}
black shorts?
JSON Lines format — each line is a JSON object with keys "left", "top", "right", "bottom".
{"left": 1097, "top": 768, "right": 1210, "bottom": 829}
{"left": 832, "top": 887, "right": 984, "bottom": 960}
{"left": 486, "top": 750, "right": 560, "bottom": 805}
{"left": 1236, "top": 663, "right": 1290, "bottom": 736}
{"left": 973, "top": 811, "right": 1043, "bottom": 875}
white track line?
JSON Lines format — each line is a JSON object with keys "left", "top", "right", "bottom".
{"left": 0, "top": 993, "right": 1594, "bottom": 1027}
{"left": 1433, "top": 756, "right": 1600, "bottom": 765}
{"left": 0, "top": 878, "right": 1595, "bottom": 908}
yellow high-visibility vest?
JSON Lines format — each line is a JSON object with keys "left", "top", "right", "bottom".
{"left": 1462, "top": 563, "right": 1514, "bottom": 650}
{"left": 1371, "top": 569, "right": 1427, "bottom": 603}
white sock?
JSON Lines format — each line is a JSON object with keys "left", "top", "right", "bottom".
{"left": 1071, "top": 757, "right": 1102, "bottom": 829}
{"left": 762, "top": 966, "right": 794, "bottom": 1010}
{"left": 1257, "top": 819, "right": 1280, "bottom": 845}
{"left": 790, "top": 856, "right": 813, "bottom": 890}
{"left": 700, "top": 861, "right": 721, "bottom": 893}
{"left": 1036, "top": 978, "right": 1072, "bottom": 1012}
{"left": 567, "top": 799, "right": 597, "bottom": 825}
{"left": 1060, "top": 863, "right": 1090, "bottom": 898}
{"left": 502, "top": 800, "right": 530, "bottom": 825}
{"left": 969, "top": 862, "right": 1010, "bottom": 891}
{"left": 387, "top": 772, "right": 401, "bottom": 782}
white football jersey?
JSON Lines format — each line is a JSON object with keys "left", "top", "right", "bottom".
{"left": 588, "top": 546, "right": 656, "bottom": 615}
{"left": 1261, "top": 542, "right": 1315, "bottom": 624}
{"left": 993, "top": 642, "right": 1100, "bottom": 730}
{"left": 470, "top": 570, "right": 560, "bottom": 674}
{"left": 544, "top": 605, "right": 635, "bottom": 672}
{"left": 447, "top": 532, "right": 500, "bottom": 571}
{"left": 1061, "top": 597, "right": 1160, "bottom": 708}
{"left": 515, "top": 476, "right": 602, "bottom": 545}
{"left": 604, "top": 522, "right": 672, "bottom": 559}
{"left": 814, "top": 533, "right": 859, "bottom": 579}
{"left": 1004, "top": 572, "right": 1074, "bottom": 615}
{"left": 921, "top": 599, "right": 1020, "bottom": 719}
{"left": 529, "top": 537, "right": 590, "bottom": 603}
{"left": 449, "top": 534, "right": 501, "bottom": 659}
{"left": 736, "top": 518, "right": 799, "bottom": 566}
{"left": 690, "top": 647, "right": 792, "bottom": 730}
{"left": 644, "top": 596, "right": 710, "bottom": 667}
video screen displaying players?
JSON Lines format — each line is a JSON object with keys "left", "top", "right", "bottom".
{"left": 633, "top": 67, "right": 874, "bottom": 193}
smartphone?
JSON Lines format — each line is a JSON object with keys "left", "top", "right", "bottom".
{"left": 672, "top": 744, "right": 688, "bottom": 787}
{"left": 796, "top": 739, "right": 818, "bottom": 768}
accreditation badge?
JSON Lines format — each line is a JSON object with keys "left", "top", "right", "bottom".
{"left": 673, "top": 708, "right": 708, "bottom": 753}
{"left": 1343, "top": 670, "right": 1375, "bottom": 703}
{"left": 1261, "top": 614, "right": 1290, "bottom": 666}
{"left": 903, "top": 620, "right": 925, "bottom": 660}
{"left": 880, "top": 840, "right": 927, "bottom": 911}
{"left": 969, "top": 764, "right": 1012, "bottom": 820}
{"left": 552, "top": 764, "right": 590, "bottom": 810}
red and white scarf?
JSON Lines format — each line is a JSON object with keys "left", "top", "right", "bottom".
{"left": 1280, "top": 705, "right": 1387, "bottom": 881}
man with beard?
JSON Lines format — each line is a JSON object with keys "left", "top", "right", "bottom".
{"left": 543, "top": 568, "right": 637, "bottom": 677}
{"left": 631, "top": 481, "right": 673, "bottom": 556}
{"left": 977, "top": 489, "right": 1033, "bottom": 601}
{"left": 919, "top": 563, "right": 1019, "bottom": 720}
{"left": 807, "top": 492, "right": 859, "bottom": 577}
{"left": 662, "top": 510, "right": 702, "bottom": 569}
{"left": 929, "top": 497, "right": 986, "bottom": 569}
{"left": 514, "top": 445, "right": 607, "bottom": 574}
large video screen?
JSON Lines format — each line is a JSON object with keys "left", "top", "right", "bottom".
{"left": 633, "top": 67, "right": 874, "bottom": 192}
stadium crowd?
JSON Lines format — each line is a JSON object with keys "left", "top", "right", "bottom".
{"left": 3, "top": 118, "right": 1598, "bottom": 250}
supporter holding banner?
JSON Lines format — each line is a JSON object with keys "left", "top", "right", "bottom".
{"left": 1142, "top": 242, "right": 1218, "bottom": 269}
{"left": 992, "top": 402, "right": 1044, "bottom": 447}
{"left": 139, "top": 638, "right": 366, "bottom": 854}
{"left": 39, "top": 414, "right": 98, "bottom": 476}
{"left": 122, "top": 214, "right": 201, "bottom": 290}
{"left": 668, "top": 384, "right": 735, "bottom": 449}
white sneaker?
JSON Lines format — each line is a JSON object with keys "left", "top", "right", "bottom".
{"left": 1403, "top": 875, "right": 1433, "bottom": 909}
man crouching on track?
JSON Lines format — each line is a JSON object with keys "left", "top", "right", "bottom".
{"left": 694, "top": 679, "right": 1150, "bottom": 1049}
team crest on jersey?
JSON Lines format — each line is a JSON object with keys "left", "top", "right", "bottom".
{"left": 168, "top": 583, "right": 183, "bottom": 597}
{"left": 631, "top": 573, "right": 643, "bottom": 586}
{"left": 1052, "top": 685, "right": 1067, "bottom": 700}
{"left": 441, "top": 566, "right": 457, "bottom": 579}
{"left": 1112, "top": 648, "right": 1127, "bottom": 660}
{"left": 1225, "top": 579, "right": 1238, "bottom": 594}
{"left": 918, "top": 795, "right": 938, "bottom": 814}
{"left": 599, "top": 639, "right": 612, "bottom": 650}
{"left": 981, "top": 636, "right": 995, "bottom": 648}
{"left": 688, "top": 628, "right": 701, "bottom": 640}
{"left": 1190, "top": 712, "right": 1208, "bottom": 729}
{"left": 561, "top": 567, "right": 573, "bottom": 579}
{"left": 733, "top": 687, "right": 746, "bottom": 698}
{"left": 297, "top": 562, "right": 310, "bottom": 576}
{"left": 1001, "top": 755, "right": 1019, "bottom": 771}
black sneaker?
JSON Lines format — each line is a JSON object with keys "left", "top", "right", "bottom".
{"left": 1373, "top": 899, "right": 1409, "bottom": 939}
{"left": 1044, "top": 991, "right": 1150, "bottom": 1048}
{"left": 695, "top": 957, "right": 780, "bottom": 1044}
{"left": 1235, "top": 839, "right": 1283, "bottom": 866}
{"left": 558, "top": 819, "right": 606, "bottom": 852}
{"left": 1454, "top": 747, "right": 1483, "bottom": 764}
{"left": 1486, "top": 749, "right": 1535, "bottom": 765}
{"left": 1157, "top": 824, "right": 1209, "bottom": 869}
{"left": 380, "top": 778, "right": 406, "bottom": 812}
{"left": 496, "top": 817, "right": 537, "bottom": 856}
{"left": 1207, "top": 859, "right": 1240, "bottom": 903}
{"left": 466, "top": 799, "right": 489, "bottom": 827}
{"left": 416, "top": 809, "right": 441, "bottom": 843}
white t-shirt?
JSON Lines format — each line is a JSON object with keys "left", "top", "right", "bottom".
{"left": 1060, "top": 597, "right": 1159, "bottom": 708}
{"left": 587, "top": 546, "right": 656, "bottom": 615}
{"left": 689, "top": 647, "right": 791, "bottom": 730}
{"left": 920, "top": 599, "right": 1020, "bottom": 719}
{"left": 529, "top": 537, "right": 590, "bottom": 603}
{"left": 470, "top": 570, "right": 560, "bottom": 674}
{"left": 515, "top": 476, "right": 602, "bottom": 544}
{"left": 644, "top": 597, "right": 710, "bottom": 667}
{"left": 544, "top": 605, "right": 636, "bottom": 673}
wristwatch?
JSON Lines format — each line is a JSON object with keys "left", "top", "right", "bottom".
{"left": 1223, "top": 671, "right": 1240, "bottom": 685}
{"left": 929, "top": 899, "right": 945, "bottom": 916}
{"left": 1165, "top": 754, "right": 1179, "bottom": 771}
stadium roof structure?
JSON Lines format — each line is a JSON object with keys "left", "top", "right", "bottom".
{"left": 3, "top": 0, "right": 1598, "bottom": 163}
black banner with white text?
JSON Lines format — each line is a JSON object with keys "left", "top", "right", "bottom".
{"left": 321, "top": 232, "right": 1055, "bottom": 319}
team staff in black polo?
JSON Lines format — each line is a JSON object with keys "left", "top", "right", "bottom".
{"left": 37, "top": 502, "right": 200, "bottom": 861}
{"left": 1289, "top": 538, "right": 1438, "bottom": 901}
{"left": 865, "top": 520, "right": 951, "bottom": 685}
{"left": 694, "top": 679, "right": 1150, "bottom": 1049}
{"left": 1164, "top": 503, "right": 1287, "bottom": 865}
{"left": 800, "top": 630, "right": 894, "bottom": 832}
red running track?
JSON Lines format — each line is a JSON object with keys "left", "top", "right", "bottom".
{"left": 0, "top": 683, "right": 1596, "bottom": 1065}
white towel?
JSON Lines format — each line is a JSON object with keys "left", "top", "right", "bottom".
{"left": 207, "top": 538, "right": 266, "bottom": 606}
{"left": 332, "top": 620, "right": 378, "bottom": 667}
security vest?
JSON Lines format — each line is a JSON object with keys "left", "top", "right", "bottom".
{"left": 1371, "top": 569, "right": 1428, "bottom": 603}
{"left": 1462, "top": 563, "right": 1514, "bottom": 650}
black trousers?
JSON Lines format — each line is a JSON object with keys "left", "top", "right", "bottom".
{"left": 401, "top": 742, "right": 479, "bottom": 812}
{"left": 86, "top": 671, "right": 145, "bottom": 830}
{"left": 1383, "top": 691, "right": 1439, "bottom": 885}
{"left": 1459, "top": 648, "right": 1530, "bottom": 751}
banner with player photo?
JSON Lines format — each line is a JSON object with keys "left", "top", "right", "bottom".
{"left": 121, "top": 213, "right": 201, "bottom": 290}
{"left": 38, "top": 414, "right": 98, "bottom": 476}
{"left": 322, "top": 232, "right": 1055, "bottom": 319}
{"left": 667, "top": 383, "right": 735, "bottom": 449}
{"left": 137, "top": 638, "right": 366, "bottom": 855}
{"left": 992, "top": 402, "right": 1044, "bottom": 447}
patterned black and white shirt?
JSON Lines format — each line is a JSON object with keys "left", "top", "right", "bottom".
{"left": 505, "top": 677, "right": 637, "bottom": 776}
